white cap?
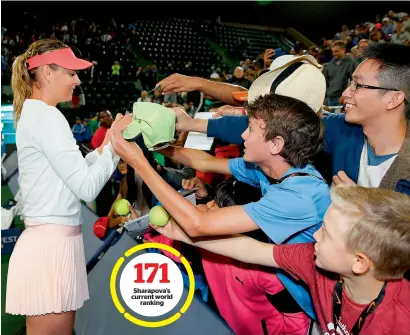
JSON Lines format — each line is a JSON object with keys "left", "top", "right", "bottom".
{"left": 247, "top": 54, "right": 326, "bottom": 113}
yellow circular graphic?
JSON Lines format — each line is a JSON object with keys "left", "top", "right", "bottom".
{"left": 110, "top": 242, "right": 195, "bottom": 328}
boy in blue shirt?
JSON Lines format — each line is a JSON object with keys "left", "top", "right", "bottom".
{"left": 82, "top": 118, "right": 92, "bottom": 144}
{"left": 71, "top": 117, "right": 84, "bottom": 143}
{"left": 108, "top": 93, "right": 331, "bottom": 331}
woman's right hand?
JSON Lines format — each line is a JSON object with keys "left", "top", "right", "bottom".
{"left": 98, "top": 114, "right": 133, "bottom": 153}
{"left": 182, "top": 177, "right": 208, "bottom": 200}
{"left": 108, "top": 114, "right": 146, "bottom": 166}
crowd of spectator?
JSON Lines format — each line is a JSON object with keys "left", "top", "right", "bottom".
{"left": 2, "top": 6, "right": 410, "bottom": 335}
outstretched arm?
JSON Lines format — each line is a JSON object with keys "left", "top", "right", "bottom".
{"left": 157, "top": 73, "right": 247, "bottom": 106}
{"left": 170, "top": 104, "right": 248, "bottom": 145}
{"left": 158, "top": 146, "right": 231, "bottom": 174}
{"left": 108, "top": 126, "right": 259, "bottom": 237}
{"left": 152, "top": 219, "right": 278, "bottom": 268}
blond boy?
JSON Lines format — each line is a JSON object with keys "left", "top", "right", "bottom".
{"left": 154, "top": 185, "right": 410, "bottom": 335}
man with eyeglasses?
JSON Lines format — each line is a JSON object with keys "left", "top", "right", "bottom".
{"left": 158, "top": 44, "right": 410, "bottom": 193}
{"left": 327, "top": 43, "right": 409, "bottom": 191}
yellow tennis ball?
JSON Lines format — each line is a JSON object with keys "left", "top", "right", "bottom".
{"left": 114, "top": 199, "right": 131, "bottom": 216}
{"left": 149, "top": 206, "right": 170, "bottom": 227}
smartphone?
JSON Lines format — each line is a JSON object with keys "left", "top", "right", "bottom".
{"left": 275, "top": 48, "right": 286, "bottom": 57}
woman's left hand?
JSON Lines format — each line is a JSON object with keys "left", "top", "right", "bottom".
{"left": 109, "top": 114, "right": 145, "bottom": 166}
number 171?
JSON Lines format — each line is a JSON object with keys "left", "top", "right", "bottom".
{"left": 134, "top": 263, "right": 170, "bottom": 283}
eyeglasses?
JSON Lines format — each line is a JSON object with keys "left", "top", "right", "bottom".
{"left": 347, "top": 80, "right": 408, "bottom": 104}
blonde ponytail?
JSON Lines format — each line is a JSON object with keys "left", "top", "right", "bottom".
{"left": 11, "top": 54, "right": 33, "bottom": 127}
{"left": 10, "top": 39, "right": 68, "bottom": 128}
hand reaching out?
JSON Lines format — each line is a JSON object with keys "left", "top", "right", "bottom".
{"left": 108, "top": 113, "right": 145, "bottom": 166}
{"left": 210, "top": 105, "right": 245, "bottom": 118}
{"left": 182, "top": 177, "right": 208, "bottom": 200}
{"left": 169, "top": 105, "right": 195, "bottom": 133}
{"left": 332, "top": 171, "right": 356, "bottom": 187}
{"left": 156, "top": 73, "right": 201, "bottom": 95}
{"left": 150, "top": 218, "right": 192, "bottom": 244}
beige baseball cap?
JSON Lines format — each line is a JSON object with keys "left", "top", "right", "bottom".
{"left": 232, "top": 54, "right": 326, "bottom": 113}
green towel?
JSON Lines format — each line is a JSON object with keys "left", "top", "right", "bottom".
{"left": 122, "top": 102, "right": 176, "bottom": 151}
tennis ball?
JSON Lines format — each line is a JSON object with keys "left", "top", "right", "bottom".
{"left": 114, "top": 199, "right": 131, "bottom": 216}
{"left": 149, "top": 206, "right": 170, "bottom": 227}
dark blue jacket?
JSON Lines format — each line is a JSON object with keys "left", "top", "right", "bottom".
{"left": 207, "top": 114, "right": 410, "bottom": 194}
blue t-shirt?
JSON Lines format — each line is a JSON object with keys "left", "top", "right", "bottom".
{"left": 229, "top": 158, "right": 331, "bottom": 320}
{"left": 83, "top": 125, "right": 92, "bottom": 142}
{"left": 72, "top": 124, "right": 84, "bottom": 143}
{"left": 366, "top": 141, "right": 397, "bottom": 166}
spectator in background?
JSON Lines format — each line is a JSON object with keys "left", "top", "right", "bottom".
{"left": 107, "top": 160, "right": 138, "bottom": 228}
{"left": 241, "top": 58, "right": 251, "bottom": 71}
{"left": 71, "top": 85, "right": 85, "bottom": 108}
{"left": 71, "top": 34, "right": 78, "bottom": 46}
{"left": 402, "top": 12, "right": 410, "bottom": 34}
{"left": 359, "top": 24, "right": 370, "bottom": 40}
{"left": 343, "top": 35, "right": 353, "bottom": 51}
{"left": 136, "top": 66, "right": 147, "bottom": 90}
{"left": 307, "top": 46, "right": 319, "bottom": 59}
{"left": 323, "top": 40, "right": 357, "bottom": 106}
{"left": 62, "top": 31, "right": 70, "bottom": 44}
{"left": 210, "top": 66, "right": 220, "bottom": 80}
{"left": 183, "top": 60, "right": 194, "bottom": 76}
{"left": 101, "top": 31, "right": 112, "bottom": 43}
{"left": 1, "top": 52, "right": 7, "bottom": 71}
{"left": 91, "top": 110, "right": 113, "bottom": 149}
{"left": 84, "top": 60, "right": 99, "bottom": 84}
{"left": 145, "top": 64, "right": 156, "bottom": 90}
{"left": 357, "top": 39, "right": 369, "bottom": 56}
{"left": 112, "top": 60, "right": 120, "bottom": 83}
{"left": 88, "top": 112, "right": 99, "bottom": 136}
{"left": 164, "top": 92, "right": 178, "bottom": 104}
{"left": 318, "top": 39, "right": 333, "bottom": 63}
{"left": 369, "top": 28, "right": 384, "bottom": 44}
{"left": 151, "top": 64, "right": 158, "bottom": 80}
{"left": 335, "top": 24, "right": 351, "bottom": 40}
{"left": 128, "top": 22, "right": 136, "bottom": 31}
{"left": 61, "top": 22, "right": 68, "bottom": 32}
{"left": 391, "top": 21, "right": 410, "bottom": 45}
{"left": 137, "top": 90, "right": 150, "bottom": 102}
{"left": 82, "top": 118, "right": 92, "bottom": 145}
{"left": 354, "top": 39, "right": 369, "bottom": 65}
{"left": 151, "top": 88, "right": 164, "bottom": 104}
{"left": 92, "top": 109, "right": 115, "bottom": 217}
{"left": 293, "top": 42, "right": 304, "bottom": 56}
{"left": 350, "top": 45, "right": 358, "bottom": 58}
{"left": 72, "top": 117, "right": 85, "bottom": 143}
{"left": 381, "top": 17, "right": 395, "bottom": 38}
{"left": 165, "top": 62, "right": 175, "bottom": 77}
{"left": 230, "top": 66, "right": 251, "bottom": 89}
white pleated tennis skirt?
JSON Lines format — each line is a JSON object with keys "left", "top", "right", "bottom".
{"left": 6, "top": 221, "right": 89, "bottom": 316}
